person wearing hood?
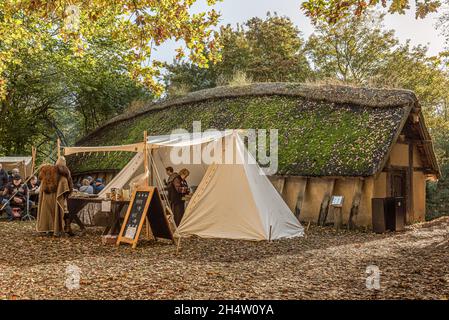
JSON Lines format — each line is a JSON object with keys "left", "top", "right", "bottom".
{"left": 36, "top": 156, "right": 74, "bottom": 236}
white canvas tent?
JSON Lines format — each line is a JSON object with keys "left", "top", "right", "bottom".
{"left": 64, "top": 130, "right": 303, "bottom": 240}
{"left": 173, "top": 132, "right": 303, "bottom": 240}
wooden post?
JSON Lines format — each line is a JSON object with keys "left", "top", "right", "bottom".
{"left": 278, "top": 177, "right": 286, "bottom": 195}
{"left": 318, "top": 179, "right": 335, "bottom": 226}
{"left": 143, "top": 131, "right": 149, "bottom": 187}
{"left": 334, "top": 207, "right": 343, "bottom": 230}
{"left": 150, "top": 149, "right": 154, "bottom": 186}
{"left": 385, "top": 158, "right": 391, "bottom": 196}
{"left": 57, "top": 138, "right": 61, "bottom": 159}
{"left": 327, "top": 195, "right": 344, "bottom": 231}
{"left": 408, "top": 142, "right": 414, "bottom": 224}
{"left": 176, "top": 237, "right": 182, "bottom": 255}
{"left": 31, "top": 146, "right": 37, "bottom": 174}
{"left": 348, "top": 178, "right": 363, "bottom": 230}
{"left": 304, "top": 221, "right": 311, "bottom": 239}
{"left": 294, "top": 177, "right": 308, "bottom": 220}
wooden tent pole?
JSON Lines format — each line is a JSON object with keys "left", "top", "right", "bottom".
{"left": 57, "top": 138, "right": 61, "bottom": 158}
{"left": 143, "top": 131, "right": 148, "bottom": 187}
{"left": 176, "top": 237, "right": 182, "bottom": 255}
{"left": 150, "top": 149, "right": 154, "bottom": 186}
{"left": 31, "top": 146, "right": 36, "bottom": 174}
{"left": 23, "top": 160, "right": 27, "bottom": 179}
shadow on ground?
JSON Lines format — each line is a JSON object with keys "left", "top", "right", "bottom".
{"left": 0, "top": 219, "right": 401, "bottom": 266}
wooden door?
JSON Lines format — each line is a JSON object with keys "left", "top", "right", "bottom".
{"left": 391, "top": 170, "right": 407, "bottom": 223}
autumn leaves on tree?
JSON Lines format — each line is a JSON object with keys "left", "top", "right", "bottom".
{"left": 0, "top": 0, "right": 222, "bottom": 100}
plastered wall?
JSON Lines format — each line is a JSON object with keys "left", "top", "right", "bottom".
{"left": 266, "top": 142, "right": 430, "bottom": 228}
{"left": 270, "top": 176, "right": 373, "bottom": 227}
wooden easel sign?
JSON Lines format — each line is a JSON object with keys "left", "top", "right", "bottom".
{"left": 116, "top": 186, "right": 174, "bottom": 249}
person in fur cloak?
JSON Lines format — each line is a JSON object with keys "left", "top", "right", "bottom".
{"left": 36, "top": 156, "right": 74, "bottom": 236}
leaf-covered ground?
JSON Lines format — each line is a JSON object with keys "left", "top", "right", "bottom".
{"left": 0, "top": 218, "right": 448, "bottom": 300}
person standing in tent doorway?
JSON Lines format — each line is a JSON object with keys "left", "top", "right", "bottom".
{"left": 164, "top": 167, "right": 178, "bottom": 187}
{"left": 36, "top": 156, "right": 74, "bottom": 236}
{"left": 168, "top": 168, "right": 190, "bottom": 226}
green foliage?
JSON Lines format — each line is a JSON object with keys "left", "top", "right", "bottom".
{"left": 0, "top": 0, "right": 222, "bottom": 97}
{"left": 306, "top": 12, "right": 398, "bottom": 83}
{"left": 164, "top": 13, "right": 311, "bottom": 96}
{"left": 164, "top": 62, "right": 217, "bottom": 97}
{"left": 0, "top": 37, "right": 67, "bottom": 157}
{"left": 216, "top": 13, "right": 311, "bottom": 83}
{"left": 426, "top": 112, "right": 449, "bottom": 219}
{"left": 0, "top": 34, "right": 150, "bottom": 158}
{"left": 65, "top": 40, "right": 151, "bottom": 133}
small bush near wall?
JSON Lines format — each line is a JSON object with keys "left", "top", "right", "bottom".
{"left": 426, "top": 163, "right": 449, "bottom": 220}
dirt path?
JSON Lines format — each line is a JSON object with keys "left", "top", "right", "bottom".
{"left": 0, "top": 217, "right": 448, "bottom": 299}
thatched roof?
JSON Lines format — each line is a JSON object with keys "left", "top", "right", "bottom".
{"left": 69, "top": 82, "right": 439, "bottom": 177}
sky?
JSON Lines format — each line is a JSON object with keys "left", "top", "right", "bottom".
{"left": 152, "top": 0, "right": 447, "bottom": 63}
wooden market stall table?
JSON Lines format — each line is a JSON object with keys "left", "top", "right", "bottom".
{"left": 67, "top": 196, "right": 130, "bottom": 235}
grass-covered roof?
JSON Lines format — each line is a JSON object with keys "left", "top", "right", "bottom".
{"left": 69, "top": 83, "right": 427, "bottom": 177}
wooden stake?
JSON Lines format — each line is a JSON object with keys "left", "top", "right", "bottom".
{"left": 334, "top": 207, "right": 343, "bottom": 231}
{"left": 176, "top": 237, "right": 182, "bottom": 255}
{"left": 294, "top": 177, "right": 308, "bottom": 220}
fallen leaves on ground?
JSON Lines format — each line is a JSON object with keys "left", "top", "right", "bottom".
{"left": 0, "top": 217, "right": 448, "bottom": 300}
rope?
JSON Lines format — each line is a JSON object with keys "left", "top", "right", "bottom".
{"left": 149, "top": 151, "right": 168, "bottom": 208}
{"left": 148, "top": 151, "right": 176, "bottom": 225}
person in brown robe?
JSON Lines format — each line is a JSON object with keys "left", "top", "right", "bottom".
{"left": 167, "top": 168, "right": 190, "bottom": 226}
{"left": 36, "top": 157, "right": 74, "bottom": 236}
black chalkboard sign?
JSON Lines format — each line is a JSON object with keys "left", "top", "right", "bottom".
{"left": 123, "top": 191, "right": 150, "bottom": 240}
{"left": 116, "top": 186, "right": 173, "bottom": 248}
